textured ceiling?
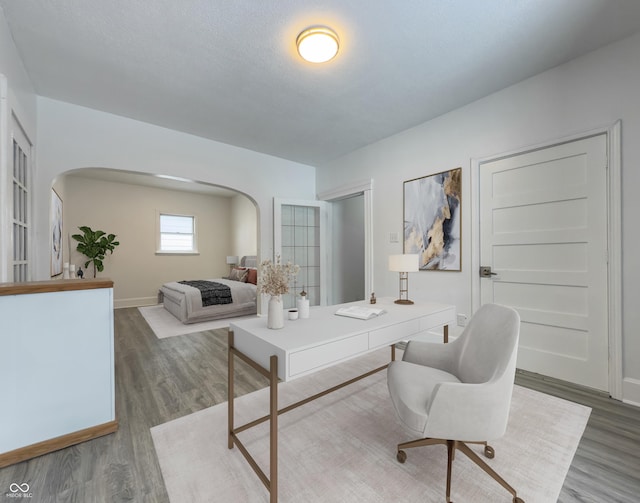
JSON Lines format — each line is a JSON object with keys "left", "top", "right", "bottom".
{"left": 2, "top": 0, "right": 640, "bottom": 166}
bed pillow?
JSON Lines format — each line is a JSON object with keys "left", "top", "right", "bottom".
{"left": 229, "top": 267, "right": 249, "bottom": 282}
{"left": 246, "top": 267, "right": 258, "bottom": 285}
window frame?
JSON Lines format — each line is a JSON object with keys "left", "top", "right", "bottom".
{"left": 156, "top": 211, "right": 199, "bottom": 255}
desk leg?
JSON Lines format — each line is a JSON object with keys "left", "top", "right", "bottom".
{"left": 269, "top": 355, "right": 278, "bottom": 503}
{"left": 228, "top": 330, "right": 235, "bottom": 450}
{"left": 229, "top": 344, "right": 391, "bottom": 502}
{"left": 444, "top": 324, "right": 449, "bottom": 344}
{"left": 391, "top": 344, "right": 396, "bottom": 361}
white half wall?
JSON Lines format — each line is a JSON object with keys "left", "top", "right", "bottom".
{"left": 317, "top": 31, "right": 640, "bottom": 401}
{"left": 35, "top": 97, "right": 316, "bottom": 285}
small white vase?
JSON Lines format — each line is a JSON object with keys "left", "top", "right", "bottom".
{"left": 297, "top": 296, "right": 310, "bottom": 319}
{"left": 267, "top": 295, "right": 284, "bottom": 329}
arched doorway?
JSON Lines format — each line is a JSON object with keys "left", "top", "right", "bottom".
{"left": 53, "top": 167, "right": 259, "bottom": 308}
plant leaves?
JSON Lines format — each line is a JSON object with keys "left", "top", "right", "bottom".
{"left": 74, "top": 226, "right": 119, "bottom": 276}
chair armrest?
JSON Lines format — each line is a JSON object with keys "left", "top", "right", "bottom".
{"left": 424, "top": 379, "right": 513, "bottom": 441}
{"left": 403, "top": 340, "right": 458, "bottom": 374}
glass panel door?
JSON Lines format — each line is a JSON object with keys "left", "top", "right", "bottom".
{"left": 274, "top": 199, "right": 327, "bottom": 309}
{"left": 11, "top": 121, "right": 32, "bottom": 282}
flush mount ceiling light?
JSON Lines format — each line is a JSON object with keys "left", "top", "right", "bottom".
{"left": 296, "top": 26, "right": 339, "bottom": 63}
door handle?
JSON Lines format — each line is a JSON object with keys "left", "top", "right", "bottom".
{"left": 479, "top": 266, "right": 497, "bottom": 278}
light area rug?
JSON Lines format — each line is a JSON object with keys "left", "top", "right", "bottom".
{"left": 151, "top": 349, "right": 591, "bottom": 503}
{"left": 138, "top": 304, "right": 257, "bottom": 338}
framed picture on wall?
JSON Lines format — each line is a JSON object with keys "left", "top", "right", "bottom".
{"left": 403, "top": 167, "right": 462, "bottom": 271}
{"left": 50, "top": 188, "right": 63, "bottom": 277}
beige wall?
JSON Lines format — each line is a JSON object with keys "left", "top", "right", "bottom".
{"left": 63, "top": 175, "right": 254, "bottom": 308}
{"left": 230, "top": 194, "right": 257, "bottom": 258}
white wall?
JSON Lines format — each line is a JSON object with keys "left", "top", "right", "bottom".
{"left": 35, "top": 97, "right": 316, "bottom": 287}
{"left": 317, "top": 32, "right": 640, "bottom": 404}
{"left": 0, "top": 8, "right": 36, "bottom": 136}
{"left": 331, "top": 195, "right": 365, "bottom": 303}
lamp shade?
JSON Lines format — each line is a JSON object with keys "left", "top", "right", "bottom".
{"left": 226, "top": 255, "right": 239, "bottom": 265}
{"left": 388, "top": 254, "right": 419, "bottom": 272}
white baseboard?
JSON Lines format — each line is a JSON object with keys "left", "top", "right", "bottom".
{"left": 114, "top": 296, "right": 158, "bottom": 309}
{"left": 622, "top": 377, "right": 640, "bottom": 407}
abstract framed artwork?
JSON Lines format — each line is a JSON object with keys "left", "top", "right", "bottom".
{"left": 50, "top": 188, "right": 63, "bottom": 277}
{"left": 403, "top": 167, "right": 462, "bottom": 271}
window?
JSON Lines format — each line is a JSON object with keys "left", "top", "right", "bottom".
{"left": 157, "top": 213, "right": 198, "bottom": 254}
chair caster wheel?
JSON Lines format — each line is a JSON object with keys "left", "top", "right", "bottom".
{"left": 396, "top": 450, "right": 407, "bottom": 463}
{"left": 513, "top": 497, "right": 524, "bottom": 503}
{"left": 484, "top": 445, "right": 495, "bottom": 459}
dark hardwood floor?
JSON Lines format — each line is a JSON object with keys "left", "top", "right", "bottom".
{"left": 0, "top": 308, "right": 266, "bottom": 502}
{"left": 516, "top": 371, "right": 640, "bottom": 503}
{"left": 1, "top": 307, "right": 638, "bottom": 502}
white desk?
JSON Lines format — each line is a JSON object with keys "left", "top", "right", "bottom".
{"left": 228, "top": 298, "right": 455, "bottom": 502}
{"left": 231, "top": 298, "right": 455, "bottom": 382}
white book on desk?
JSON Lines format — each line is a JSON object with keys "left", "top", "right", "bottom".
{"left": 334, "top": 306, "right": 386, "bottom": 320}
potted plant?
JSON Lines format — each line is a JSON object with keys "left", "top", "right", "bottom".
{"left": 258, "top": 255, "right": 299, "bottom": 329}
{"left": 72, "top": 226, "right": 120, "bottom": 278}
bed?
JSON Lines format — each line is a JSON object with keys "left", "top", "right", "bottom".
{"left": 160, "top": 255, "right": 258, "bottom": 324}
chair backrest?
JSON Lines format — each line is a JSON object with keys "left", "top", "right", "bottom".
{"left": 455, "top": 303, "right": 520, "bottom": 384}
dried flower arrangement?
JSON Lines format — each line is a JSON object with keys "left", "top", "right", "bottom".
{"left": 258, "top": 255, "right": 300, "bottom": 296}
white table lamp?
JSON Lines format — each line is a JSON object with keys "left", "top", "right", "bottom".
{"left": 388, "top": 254, "right": 419, "bottom": 305}
{"left": 226, "top": 255, "right": 239, "bottom": 274}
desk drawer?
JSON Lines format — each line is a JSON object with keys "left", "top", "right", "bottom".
{"left": 289, "top": 333, "right": 369, "bottom": 377}
{"left": 420, "top": 308, "right": 455, "bottom": 331}
{"left": 369, "top": 319, "right": 421, "bottom": 348}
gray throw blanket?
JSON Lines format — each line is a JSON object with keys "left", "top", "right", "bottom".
{"left": 178, "top": 280, "right": 232, "bottom": 306}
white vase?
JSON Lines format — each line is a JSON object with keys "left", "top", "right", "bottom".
{"left": 297, "top": 296, "right": 310, "bottom": 319}
{"left": 267, "top": 295, "right": 284, "bottom": 329}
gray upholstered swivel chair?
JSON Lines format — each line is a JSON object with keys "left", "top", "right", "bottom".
{"left": 387, "top": 303, "right": 523, "bottom": 503}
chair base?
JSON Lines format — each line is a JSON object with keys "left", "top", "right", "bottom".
{"left": 396, "top": 438, "right": 523, "bottom": 503}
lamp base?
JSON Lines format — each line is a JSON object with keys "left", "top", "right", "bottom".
{"left": 394, "top": 299, "right": 414, "bottom": 305}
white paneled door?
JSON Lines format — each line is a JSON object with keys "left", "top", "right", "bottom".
{"left": 479, "top": 135, "right": 609, "bottom": 391}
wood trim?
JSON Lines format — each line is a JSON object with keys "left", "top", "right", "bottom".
{"left": 607, "top": 120, "right": 623, "bottom": 400}
{"left": 317, "top": 178, "right": 372, "bottom": 201}
{"left": 0, "top": 420, "right": 118, "bottom": 468}
{"left": 317, "top": 180, "right": 374, "bottom": 301}
{"left": 0, "top": 278, "right": 113, "bottom": 296}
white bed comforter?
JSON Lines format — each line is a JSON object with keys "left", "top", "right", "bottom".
{"left": 161, "top": 278, "right": 257, "bottom": 323}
